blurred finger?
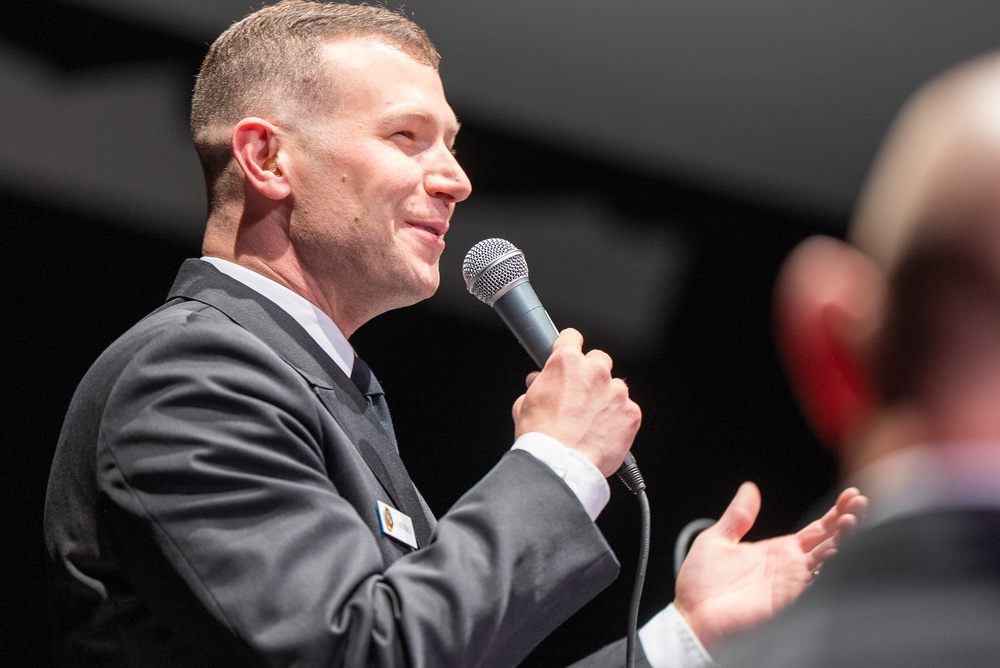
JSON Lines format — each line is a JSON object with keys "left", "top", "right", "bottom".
{"left": 804, "top": 536, "right": 839, "bottom": 573}
{"left": 841, "top": 488, "right": 869, "bottom": 520}
{"left": 796, "top": 488, "right": 863, "bottom": 552}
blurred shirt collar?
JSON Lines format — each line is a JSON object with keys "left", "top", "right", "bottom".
{"left": 849, "top": 441, "right": 1000, "bottom": 527}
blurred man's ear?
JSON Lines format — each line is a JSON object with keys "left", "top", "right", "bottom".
{"left": 773, "top": 236, "right": 884, "bottom": 449}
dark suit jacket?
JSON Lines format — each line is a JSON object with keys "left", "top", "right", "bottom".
{"left": 717, "top": 508, "right": 1000, "bottom": 667}
{"left": 44, "top": 259, "right": 620, "bottom": 667}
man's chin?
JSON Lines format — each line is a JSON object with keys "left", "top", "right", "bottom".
{"left": 389, "top": 272, "right": 440, "bottom": 309}
{"left": 414, "top": 266, "right": 441, "bottom": 299}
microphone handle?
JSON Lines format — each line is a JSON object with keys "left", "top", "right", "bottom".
{"left": 492, "top": 281, "right": 558, "bottom": 368}
{"left": 493, "top": 282, "right": 644, "bottom": 491}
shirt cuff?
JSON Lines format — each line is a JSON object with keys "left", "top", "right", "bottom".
{"left": 638, "top": 603, "right": 715, "bottom": 668}
{"left": 511, "top": 432, "right": 610, "bottom": 521}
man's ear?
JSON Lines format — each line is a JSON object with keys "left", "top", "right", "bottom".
{"left": 773, "top": 236, "right": 884, "bottom": 448}
{"left": 231, "top": 118, "right": 291, "bottom": 200}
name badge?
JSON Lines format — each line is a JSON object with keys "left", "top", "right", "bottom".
{"left": 377, "top": 500, "right": 418, "bottom": 549}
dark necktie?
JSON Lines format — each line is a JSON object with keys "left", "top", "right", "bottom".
{"left": 350, "top": 355, "right": 397, "bottom": 451}
{"left": 349, "top": 355, "right": 433, "bottom": 546}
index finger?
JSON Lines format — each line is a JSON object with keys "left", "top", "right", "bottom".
{"left": 550, "top": 328, "right": 584, "bottom": 354}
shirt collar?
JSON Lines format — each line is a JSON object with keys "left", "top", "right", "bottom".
{"left": 200, "top": 256, "right": 354, "bottom": 377}
{"left": 849, "top": 441, "right": 1000, "bottom": 527}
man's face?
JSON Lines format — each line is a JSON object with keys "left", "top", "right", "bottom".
{"left": 285, "top": 38, "right": 471, "bottom": 318}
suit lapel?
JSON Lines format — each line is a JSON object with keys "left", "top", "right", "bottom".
{"left": 313, "top": 384, "right": 433, "bottom": 546}
{"left": 167, "top": 259, "right": 434, "bottom": 545}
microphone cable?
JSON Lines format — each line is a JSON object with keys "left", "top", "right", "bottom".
{"left": 616, "top": 453, "right": 649, "bottom": 668}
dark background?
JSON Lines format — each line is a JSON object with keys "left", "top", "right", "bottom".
{"left": 3, "top": 1, "right": 995, "bottom": 666}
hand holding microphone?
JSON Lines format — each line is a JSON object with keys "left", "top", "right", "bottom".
{"left": 512, "top": 328, "right": 641, "bottom": 477}
{"left": 462, "top": 238, "right": 642, "bottom": 482}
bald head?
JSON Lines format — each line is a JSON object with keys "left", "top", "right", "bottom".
{"left": 851, "top": 51, "right": 1000, "bottom": 269}
{"left": 847, "top": 53, "right": 1000, "bottom": 418}
{"left": 774, "top": 51, "right": 1000, "bottom": 463}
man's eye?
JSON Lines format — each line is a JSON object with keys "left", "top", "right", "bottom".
{"left": 394, "top": 131, "right": 416, "bottom": 140}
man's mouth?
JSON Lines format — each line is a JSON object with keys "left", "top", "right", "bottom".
{"left": 408, "top": 220, "right": 448, "bottom": 239}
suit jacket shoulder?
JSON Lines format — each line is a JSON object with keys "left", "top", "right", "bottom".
{"left": 45, "top": 258, "right": 621, "bottom": 668}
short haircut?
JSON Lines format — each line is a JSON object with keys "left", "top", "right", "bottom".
{"left": 190, "top": 0, "right": 440, "bottom": 209}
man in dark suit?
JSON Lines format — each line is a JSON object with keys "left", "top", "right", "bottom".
{"left": 44, "top": 2, "right": 862, "bottom": 666}
{"left": 718, "top": 52, "right": 1000, "bottom": 667}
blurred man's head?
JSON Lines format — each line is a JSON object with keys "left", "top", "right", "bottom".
{"left": 774, "top": 52, "right": 1000, "bottom": 476}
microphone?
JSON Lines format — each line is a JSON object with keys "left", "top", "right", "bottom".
{"left": 461, "top": 238, "right": 645, "bottom": 493}
{"left": 461, "top": 238, "right": 557, "bottom": 368}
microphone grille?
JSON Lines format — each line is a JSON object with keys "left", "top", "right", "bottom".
{"left": 462, "top": 238, "right": 529, "bottom": 304}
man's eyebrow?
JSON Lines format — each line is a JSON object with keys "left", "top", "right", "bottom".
{"left": 381, "top": 111, "right": 462, "bottom": 137}
{"left": 391, "top": 110, "right": 433, "bottom": 123}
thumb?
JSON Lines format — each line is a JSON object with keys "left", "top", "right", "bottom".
{"left": 711, "top": 481, "right": 761, "bottom": 542}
